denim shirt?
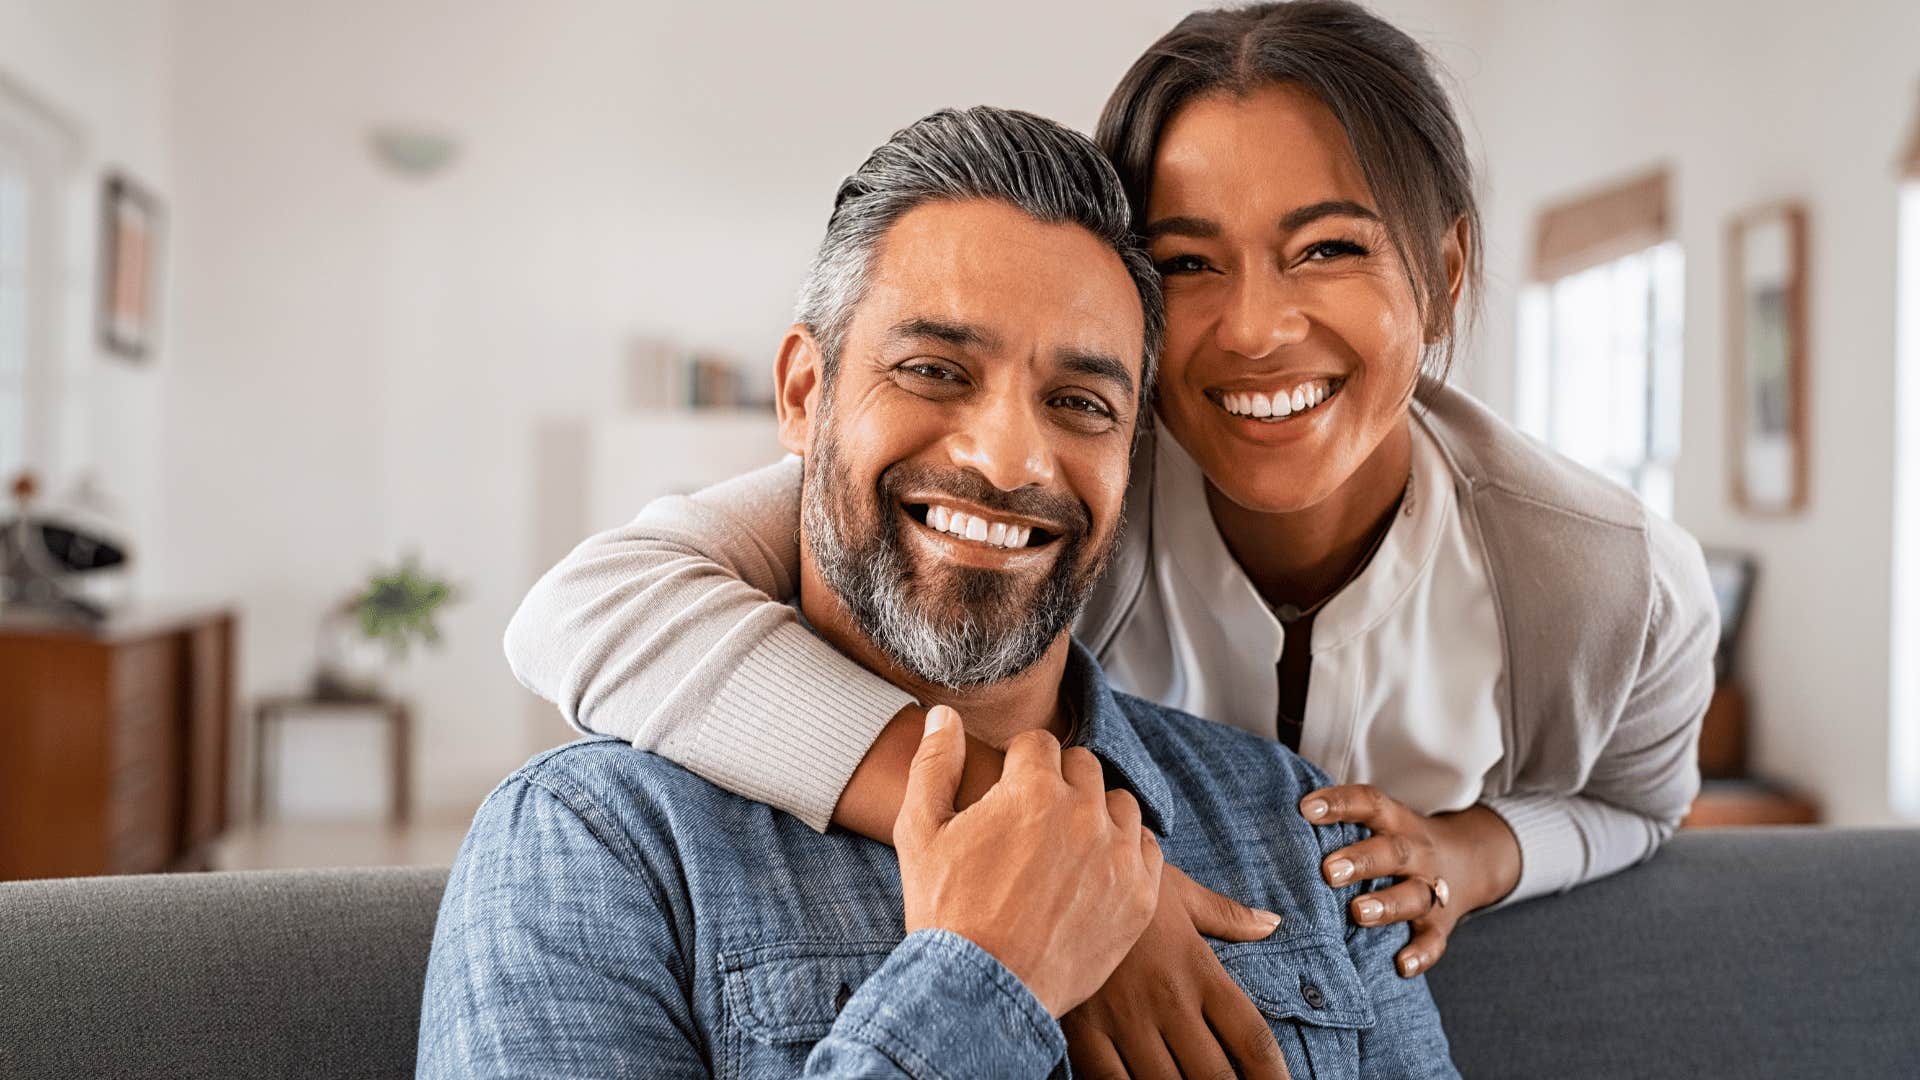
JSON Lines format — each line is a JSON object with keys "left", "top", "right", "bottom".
{"left": 418, "top": 643, "right": 1458, "bottom": 1078}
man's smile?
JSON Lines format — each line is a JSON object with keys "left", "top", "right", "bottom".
{"left": 898, "top": 499, "right": 1064, "bottom": 568}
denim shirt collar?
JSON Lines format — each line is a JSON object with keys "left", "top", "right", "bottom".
{"left": 1062, "top": 639, "right": 1178, "bottom": 838}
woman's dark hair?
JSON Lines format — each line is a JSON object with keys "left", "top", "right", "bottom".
{"left": 1096, "top": 0, "right": 1481, "bottom": 376}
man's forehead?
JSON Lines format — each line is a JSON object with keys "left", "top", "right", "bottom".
{"left": 852, "top": 199, "right": 1145, "bottom": 373}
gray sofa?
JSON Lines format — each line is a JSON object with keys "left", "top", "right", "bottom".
{"left": 2, "top": 828, "right": 1915, "bottom": 1079}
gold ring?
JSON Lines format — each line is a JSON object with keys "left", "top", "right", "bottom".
{"left": 1413, "top": 875, "right": 1451, "bottom": 909}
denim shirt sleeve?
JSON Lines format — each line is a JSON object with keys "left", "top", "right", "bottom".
{"left": 1330, "top": 823, "right": 1461, "bottom": 1079}
{"left": 806, "top": 929, "right": 1066, "bottom": 1078}
{"left": 415, "top": 774, "right": 709, "bottom": 1078}
{"left": 417, "top": 772, "right": 1064, "bottom": 1079}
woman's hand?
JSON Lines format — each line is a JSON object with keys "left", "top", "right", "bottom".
{"left": 1300, "top": 785, "right": 1521, "bottom": 977}
{"left": 1061, "top": 865, "right": 1289, "bottom": 1079}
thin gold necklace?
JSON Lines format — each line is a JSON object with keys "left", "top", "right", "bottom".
{"left": 1272, "top": 471, "right": 1413, "bottom": 626}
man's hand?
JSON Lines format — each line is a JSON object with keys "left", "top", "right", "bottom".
{"left": 1063, "top": 865, "right": 1289, "bottom": 1079}
{"left": 896, "top": 706, "right": 1163, "bottom": 1017}
{"left": 1302, "top": 785, "right": 1523, "bottom": 976}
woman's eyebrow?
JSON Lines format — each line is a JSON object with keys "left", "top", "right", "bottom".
{"left": 1278, "top": 200, "right": 1381, "bottom": 231}
{"left": 1143, "top": 215, "right": 1219, "bottom": 240}
{"left": 1146, "top": 201, "right": 1380, "bottom": 240}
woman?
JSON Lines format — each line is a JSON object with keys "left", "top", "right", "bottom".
{"left": 507, "top": 1, "right": 1716, "bottom": 1074}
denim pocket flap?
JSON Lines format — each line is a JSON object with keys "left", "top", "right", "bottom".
{"left": 1212, "top": 934, "right": 1377, "bottom": 1030}
{"left": 720, "top": 940, "right": 897, "bottom": 1045}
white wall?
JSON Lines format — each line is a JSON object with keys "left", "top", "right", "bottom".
{"left": 1462, "top": 0, "right": 1920, "bottom": 825}
{"left": 148, "top": 0, "right": 1485, "bottom": 816}
{"left": 0, "top": 0, "right": 174, "bottom": 584}
{"left": 54, "top": 0, "right": 1908, "bottom": 826}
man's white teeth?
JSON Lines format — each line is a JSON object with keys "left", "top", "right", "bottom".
{"left": 1221, "top": 379, "right": 1336, "bottom": 419}
{"left": 924, "top": 504, "right": 1032, "bottom": 549}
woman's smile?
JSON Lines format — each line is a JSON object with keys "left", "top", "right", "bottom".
{"left": 1208, "top": 376, "right": 1345, "bottom": 421}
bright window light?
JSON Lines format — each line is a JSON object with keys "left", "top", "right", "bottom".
{"left": 1516, "top": 242, "right": 1685, "bottom": 517}
{"left": 1893, "top": 181, "right": 1920, "bottom": 819}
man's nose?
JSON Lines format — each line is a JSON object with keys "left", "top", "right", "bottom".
{"left": 1215, "top": 267, "right": 1310, "bottom": 360}
{"left": 945, "top": 395, "right": 1056, "bottom": 493}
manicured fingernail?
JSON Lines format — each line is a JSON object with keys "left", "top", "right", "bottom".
{"left": 1256, "top": 910, "right": 1283, "bottom": 933}
{"left": 1326, "top": 858, "right": 1354, "bottom": 885}
{"left": 924, "top": 706, "right": 949, "bottom": 734}
{"left": 1401, "top": 954, "right": 1422, "bottom": 976}
{"left": 1302, "top": 799, "right": 1329, "bottom": 821}
{"left": 1355, "top": 898, "right": 1383, "bottom": 921}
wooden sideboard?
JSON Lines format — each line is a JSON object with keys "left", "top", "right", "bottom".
{"left": 0, "top": 605, "right": 235, "bottom": 880}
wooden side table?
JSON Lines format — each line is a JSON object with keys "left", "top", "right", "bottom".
{"left": 253, "top": 696, "right": 411, "bottom": 824}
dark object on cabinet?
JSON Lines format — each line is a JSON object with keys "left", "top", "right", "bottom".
{"left": 0, "top": 605, "right": 234, "bottom": 880}
{"left": 1701, "top": 547, "right": 1756, "bottom": 681}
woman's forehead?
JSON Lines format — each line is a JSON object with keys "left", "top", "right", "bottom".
{"left": 1147, "top": 84, "right": 1376, "bottom": 225}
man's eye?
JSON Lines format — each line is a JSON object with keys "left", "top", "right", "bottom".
{"left": 1154, "top": 254, "right": 1211, "bottom": 276}
{"left": 1051, "top": 393, "right": 1113, "bottom": 418}
{"left": 1303, "top": 239, "right": 1369, "bottom": 261}
{"left": 901, "top": 362, "right": 964, "bottom": 383}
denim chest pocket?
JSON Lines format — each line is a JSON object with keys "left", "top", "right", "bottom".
{"left": 718, "top": 940, "right": 896, "bottom": 1080}
{"left": 1214, "top": 935, "right": 1376, "bottom": 1080}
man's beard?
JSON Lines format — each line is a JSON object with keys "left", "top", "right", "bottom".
{"left": 802, "top": 423, "right": 1115, "bottom": 691}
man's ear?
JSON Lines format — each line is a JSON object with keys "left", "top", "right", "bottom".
{"left": 774, "top": 324, "right": 825, "bottom": 456}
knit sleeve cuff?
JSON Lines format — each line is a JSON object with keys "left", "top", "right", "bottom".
{"left": 658, "top": 619, "right": 918, "bottom": 833}
{"left": 1480, "top": 792, "right": 1590, "bottom": 907}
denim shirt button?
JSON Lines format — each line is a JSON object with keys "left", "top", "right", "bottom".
{"left": 1300, "top": 981, "right": 1327, "bottom": 1009}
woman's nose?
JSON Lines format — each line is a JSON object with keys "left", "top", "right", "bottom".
{"left": 1215, "top": 269, "right": 1310, "bottom": 360}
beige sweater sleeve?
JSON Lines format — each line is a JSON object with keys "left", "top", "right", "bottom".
{"left": 503, "top": 456, "right": 917, "bottom": 831}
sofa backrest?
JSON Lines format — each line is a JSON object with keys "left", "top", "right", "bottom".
{"left": 2, "top": 829, "right": 1916, "bottom": 1078}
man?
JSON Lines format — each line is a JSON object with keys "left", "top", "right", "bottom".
{"left": 417, "top": 106, "right": 1455, "bottom": 1078}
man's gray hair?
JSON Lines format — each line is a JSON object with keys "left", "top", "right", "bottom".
{"left": 795, "top": 106, "right": 1163, "bottom": 394}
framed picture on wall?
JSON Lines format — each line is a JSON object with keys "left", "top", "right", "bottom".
{"left": 98, "top": 172, "right": 161, "bottom": 361}
{"left": 1727, "top": 202, "right": 1809, "bottom": 513}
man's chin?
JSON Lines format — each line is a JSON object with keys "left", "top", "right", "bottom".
{"left": 894, "top": 572, "right": 1042, "bottom": 625}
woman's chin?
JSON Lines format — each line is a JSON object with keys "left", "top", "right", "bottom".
{"left": 1205, "top": 473, "right": 1335, "bottom": 517}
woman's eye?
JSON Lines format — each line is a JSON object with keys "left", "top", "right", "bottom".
{"left": 1303, "top": 239, "right": 1369, "bottom": 261}
{"left": 1154, "top": 254, "right": 1211, "bottom": 276}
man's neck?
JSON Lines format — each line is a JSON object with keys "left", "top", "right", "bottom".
{"left": 797, "top": 548, "right": 1075, "bottom": 749}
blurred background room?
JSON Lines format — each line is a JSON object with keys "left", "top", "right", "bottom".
{"left": 2, "top": 0, "right": 1918, "bottom": 880}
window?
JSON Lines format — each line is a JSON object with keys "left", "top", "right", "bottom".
{"left": 1893, "top": 133, "right": 1920, "bottom": 817}
{"left": 1516, "top": 171, "right": 1683, "bottom": 516}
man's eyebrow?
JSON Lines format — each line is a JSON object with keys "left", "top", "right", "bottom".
{"left": 1057, "top": 349, "right": 1138, "bottom": 404}
{"left": 888, "top": 317, "right": 1002, "bottom": 352}
{"left": 1143, "top": 215, "right": 1220, "bottom": 241}
{"left": 1278, "top": 200, "right": 1381, "bottom": 232}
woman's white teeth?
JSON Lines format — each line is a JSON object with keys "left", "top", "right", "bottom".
{"left": 924, "top": 504, "right": 1031, "bottom": 549}
{"left": 1221, "top": 379, "right": 1335, "bottom": 419}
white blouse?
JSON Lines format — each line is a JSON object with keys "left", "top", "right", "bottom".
{"left": 1100, "top": 414, "right": 1507, "bottom": 815}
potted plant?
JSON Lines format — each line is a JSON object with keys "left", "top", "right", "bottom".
{"left": 312, "top": 556, "right": 457, "bottom": 702}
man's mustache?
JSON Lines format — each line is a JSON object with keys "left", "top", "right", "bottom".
{"left": 879, "top": 461, "right": 1091, "bottom": 538}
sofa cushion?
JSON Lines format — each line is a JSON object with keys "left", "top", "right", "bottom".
{"left": 2, "top": 829, "right": 1917, "bottom": 1078}
{"left": 0, "top": 865, "right": 446, "bottom": 1080}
